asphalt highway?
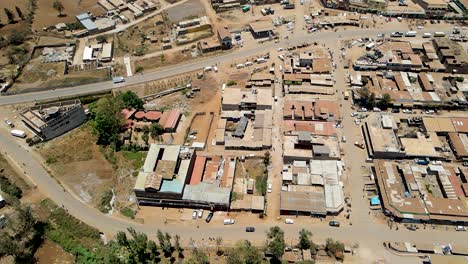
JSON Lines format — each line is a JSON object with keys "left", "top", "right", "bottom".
{"left": 0, "top": 28, "right": 449, "bottom": 106}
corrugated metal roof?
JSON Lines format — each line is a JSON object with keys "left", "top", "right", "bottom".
{"left": 80, "top": 19, "right": 97, "bottom": 31}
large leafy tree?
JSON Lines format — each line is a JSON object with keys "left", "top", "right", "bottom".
{"left": 118, "top": 91, "right": 144, "bottom": 110}
{"left": 298, "top": 229, "right": 312, "bottom": 250}
{"left": 52, "top": 0, "right": 65, "bottom": 16}
{"left": 266, "top": 226, "right": 285, "bottom": 260}
{"left": 91, "top": 96, "right": 124, "bottom": 145}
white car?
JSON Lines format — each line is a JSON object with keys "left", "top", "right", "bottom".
{"left": 359, "top": 107, "right": 368, "bottom": 112}
{"left": 267, "top": 183, "right": 272, "bottom": 193}
{"left": 417, "top": 26, "right": 424, "bottom": 29}
{"left": 373, "top": 107, "right": 381, "bottom": 112}
{"left": 354, "top": 119, "right": 361, "bottom": 125}
{"left": 223, "top": 219, "right": 235, "bottom": 225}
{"left": 277, "top": 47, "right": 284, "bottom": 52}
{"left": 350, "top": 112, "right": 358, "bottom": 117}
{"left": 192, "top": 210, "right": 198, "bottom": 219}
{"left": 425, "top": 110, "right": 435, "bottom": 114}
{"left": 198, "top": 209, "right": 204, "bottom": 218}
{"left": 285, "top": 218, "right": 294, "bottom": 224}
{"left": 455, "top": 226, "right": 466, "bottom": 231}
{"left": 402, "top": 109, "right": 412, "bottom": 114}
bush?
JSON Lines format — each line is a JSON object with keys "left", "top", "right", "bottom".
{"left": 0, "top": 175, "right": 22, "bottom": 198}
{"left": 120, "top": 207, "right": 135, "bottom": 219}
{"left": 46, "top": 156, "right": 57, "bottom": 164}
{"left": 98, "top": 189, "right": 113, "bottom": 213}
{"left": 9, "top": 30, "right": 27, "bottom": 45}
{"left": 135, "top": 65, "right": 144, "bottom": 73}
{"left": 226, "top": 80, "right": 237, "bottom": 86}
{"left": 455, "top": 76, "right": 464, "bottom": 82}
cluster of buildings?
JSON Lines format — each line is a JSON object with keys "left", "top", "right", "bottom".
{"left": 363, "top": 114, "right": 468, "bottom": 223}
{"left": 282, "top": 48, "right": 336, "bottom": 95}
{"left": 83, "top": 43, "right": 114, "bottom": 62}
{"left": 98, "top": 0, "right": 157, "bottom": 18}
{"left": 75, "top": 12, "right": 117, "bottom": 37}
{"left": 217, "top": 81, "right": 274, "bottom": 150}
{"left": 352, "top": 39, "right": 468, "bottom": 107}
{"left": 279, "top": 48, "right": 345, "bottom": 217}
{"left": 175, "top": 16, "right": 214, "bottom": 45}
{"left": 134, "top": 144, "right": 239, "bottom": 210}
{"left": 321, "top": 0, "right": 466, "bottom": 18}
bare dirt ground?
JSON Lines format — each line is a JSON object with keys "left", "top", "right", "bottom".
{"left": 32, "top": 0, "right": 106, "bottom": 31}
{"left": 166, "top": 0, "right": 206, "bottom": 22}
{"left": 187, "top": 113, "right": 213, "bottom": 145}
{"left": 34, "top": 240, "right": 75, "bottom": 264}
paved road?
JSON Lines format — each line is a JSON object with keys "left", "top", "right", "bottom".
{"left": 0, "top": 27, "right": 452, "bottom": 106}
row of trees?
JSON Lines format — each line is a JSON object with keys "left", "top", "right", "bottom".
{"left": 356, "top": 87, "right": 392, "bottom": 109}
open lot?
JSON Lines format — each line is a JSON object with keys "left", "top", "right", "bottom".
{"left": 32, "top": 0, "right": 105, "bottom": 31}
{"left": 0, "top": 0, "right": 31, "bottom": 26}
{"left": 166, "top": 0, "right": 206, "bottom": 22}
{"left": 186, "top": 112, "right": 213, "bottom": 145}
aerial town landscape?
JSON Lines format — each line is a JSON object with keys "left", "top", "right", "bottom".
{"left": 0, "top": 0, "right": 467, "bottom": 263}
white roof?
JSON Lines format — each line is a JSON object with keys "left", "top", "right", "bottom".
{"left": 83, "top": 46, "right": 94, "bottom": 61}
{"left": 101, "top": 43, "right": 113, "bottom": 59}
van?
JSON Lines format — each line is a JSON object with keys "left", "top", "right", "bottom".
{"left": 422, "top": 33, "right": 432, "bottom": 38}
{"left": 204, "top": 66, "right": 213, "bottom": 72}
{"left": 236, "top": 64, "right": 245, "bottom": 69}
{"left": 256, "top": 57, "right": 267, "bottom": 64}
{"left": 245, "top": 61, "right": 253, "bottom": 67}
{"left": 278, "top": 54, "right": 284, "bottom": 61}
{"left": 213, "top": 66, "right": 218, "bottom": 72}
{"left": 405, "top": 31, "right": 417, "bottom": 37}
{"left": 10, "top": 130, "right": 26, "bottom": 138}
{"left": 223, "top": 219, "right": 235, "bottom": 225}
{"left": 455, "top": 226, "right": 466, "bottom": 231}
{"left": 285, "top": 218, "right": 294, "bottom": 224}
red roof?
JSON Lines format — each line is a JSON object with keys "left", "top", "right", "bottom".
{"left": 121, "top": 108, "right": 136, "bottom": 120}
{"left": 448, "top": 169, "right": 465, "bottom": 199}
{"left": 159, "top": 109, "right": 181, "bottom": 130}
{"left": 145, "top": 111, "right": 162, "bottom": 121}
{"left": 135, "top": 111, "right": 146, "bottom": 119}
{"left": 190, "top": 156, "right": 206, "bottom": 185}
{"left": 124, "top": 119, "right": 133, "bottom": 129}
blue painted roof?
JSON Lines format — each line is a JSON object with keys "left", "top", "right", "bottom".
{"left": 76, "top": 13, "right": 91, "bottom": 21}
{"left": 370, "top": 196, "right": 381, "bottom": 206}
{"left": 80, "top": 19, "right": 97, "bottom": 31}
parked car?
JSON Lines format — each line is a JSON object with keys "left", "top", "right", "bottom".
{"left": 285, "top": 218, "right": 294, "bottom": 224}
{"left": 329, "top": 220, "right": 340, "bottom": 227}
{"left": 4, "top": 119, "right": 13, "bottom": 128}
{"left": 224, "top": 219, "right": 235, "bottom": 225}
{"left": 402, "top": 109, "right": 412, "bottom": 114}
{"left": 455, "top": 226, "right": 466, "bottom": 231}
{"left": 425, "top": 110, "right": 435, "bottom": 114}
{"left": 245, "top": 227, "right": 256, "bottom": 232}
{"left": 267, "top": 183, "right": 272, "bottom": 193}
{"left": 192, "top": 210, "right": 198, "bottom": 219}
{"left": 391, "top": 108, "right": 400, "bottom": 113}
{"left": 354, "top": 119, "right": 361, "bottom": 125}
{"left": 205, "top": 212, "right": 213, "bottom": 223}
{"left": 198, "top": 209, "right": 204, "bottom": 218}
{"left": 350, "top": 112, "right": 358, "bottom": 117}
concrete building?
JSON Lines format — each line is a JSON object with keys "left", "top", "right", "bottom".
{"left": 249, "top": 20, "right": 274, "bottom": 38}
{"left": 134, "top": 145, "right": 235, "bottom": 210}
{"left": 373, "top": 160, "right": 468, "bottom": 223}
{"left": 217, "top": 27, "right": 232, "bottom": 49}
{"left": 20, "top": 100, "right": 86, "bottom": 141}
{"left": 280, "top": 160, "right": 344, "bottom": 215}
{"left": 414, "top": 0, "right": 448, "bottom": 18}
{"left": 432, "top": 38, "right": 468, "bottom": 74}
{"left": 222, "top": 87, "right": 272, "bottom": 111}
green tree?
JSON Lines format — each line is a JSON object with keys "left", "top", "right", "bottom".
{"left": 9, "top": 30, "right": 27, "bottom": 45}
{"left": 91, "top": 96, "right": 124, "bottom": 146}
{"left": 141, "top": 133, "right": 149, "bottom": 145}
{"left": 4, "top": 8, "right": 15, "bottom": 24}
{"left": 96, "top": 35, "right": 107, "bottom": 43}
{"left": 298, "top": 229, "right": 312, "bottom": 250}
{"left": 215, "top": 236, "right": 223, "bottom": 256}
{"left": 228, "top": 240, "right": 264, "bottom": 264}
{"left": 174, "top": 234, "right": 183, "bottom": 258}
{"left": 226, "top": 80, "right": 237, "bottom": 86}
{"left": 15, "top": 6, "right": 24, "bottom": 20}
{"left": 53, "top": 0, "right": 65, "bottom": 16}
{"left": 150, "top": 123, "right": 164, "bottom": 139}
{"left": 325, "top": 238, "right": 345, "bottom": 261}
{"left": 111, "top": 228, "right": 159, "bottom": 263}
{"left": 135, "top": 65, "right": 144, "bottom": 73}
{"left": 266, "top": 226, "right": 285, "bottom": 260}
{"left": 187, "top": 248, "right": 209, "bottom": 264}
{"left": 380, "top": 93, "right": 392, "bottom": 108}
{"left": 118, "top": 91, "right": 144, "bottom": 109}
